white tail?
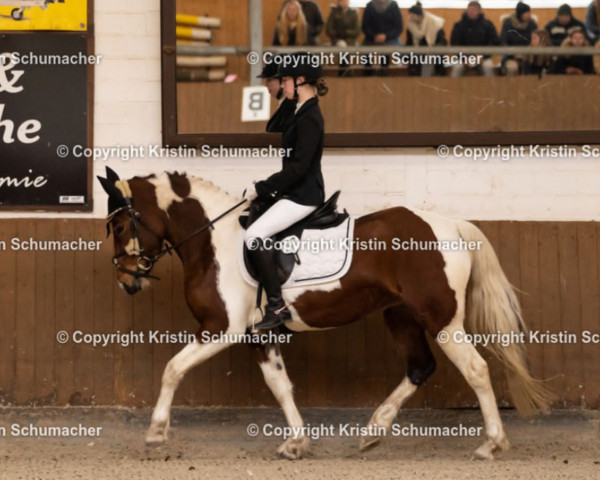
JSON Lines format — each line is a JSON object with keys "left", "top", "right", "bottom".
{"left": 457, "top": 221, "right": 554, "bottom": 416}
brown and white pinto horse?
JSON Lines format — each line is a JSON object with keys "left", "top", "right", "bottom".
{"left": 98, "top": 169, "right": 552, "bottom": 460}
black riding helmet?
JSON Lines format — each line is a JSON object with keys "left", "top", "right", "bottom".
{"left": 257, "top": 57, "right": 285, "bottom": 99}
{"left": 256, "top": 60, "right": 280, "bottom": 79}
{"left": 274, "top": 52, "right": 323, "bottom": 100}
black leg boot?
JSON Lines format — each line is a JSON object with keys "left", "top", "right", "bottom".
{"left": 248, "top": 239, "right": 292, "bottom": 330}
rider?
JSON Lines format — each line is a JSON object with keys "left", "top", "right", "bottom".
{"left": 246, "top": 52, "right": 328, "bottom": 330}
{"left": 257, "top": 58, "right": 297, "bottom": 133}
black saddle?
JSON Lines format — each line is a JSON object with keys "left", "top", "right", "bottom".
{"left": 240, "top": 191, "right": 349, "bottom": 284}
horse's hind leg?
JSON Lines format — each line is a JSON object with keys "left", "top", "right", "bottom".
{"left": 359, "top": 305, "right": 436, "bottom": 451}
{"left": 436, "top": 322, "right": 509, "bottom": 460}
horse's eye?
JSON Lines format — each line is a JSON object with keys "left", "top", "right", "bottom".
{"left": 115, "top": 224, "right": 126, "bottom": 235}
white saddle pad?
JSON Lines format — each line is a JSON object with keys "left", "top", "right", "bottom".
{"left": 239, "top": 216, "right": 355, "bottom": 289}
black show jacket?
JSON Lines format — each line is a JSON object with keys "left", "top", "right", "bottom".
{"left": 266, "top": 98, "right": 297, "bottom": 133}
{"left": 258, "top": 96, "right": 325, "bottom": 207}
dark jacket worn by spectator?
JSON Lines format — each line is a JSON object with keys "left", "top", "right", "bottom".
{"left": 273, "top": 27, "right": 301, "bottom": 46}
{"left": 500, "top": 2, "right": 537, "bottom": 73}
{"left": 326, "top": 5, "right": 361, "bottom": 46}
{"left": 298, "top": 0, "right": 325, "bottom": 45}
{"left": 500, "top": 11, "right": 538, "bottom": 46}
{"left": 555, "top": 34, "right": 596, "bottom": 74}
{"left": 586, "top": 0, "right": 600, "bottom": 43}
{"left": 451, "top": 12, "right": 500, "bottom": 52}
{"left": 362, "top": 0, "right": 403, "bottom": 43}
{"left": 545, "top": 5, "right": 588, "bottom": 46}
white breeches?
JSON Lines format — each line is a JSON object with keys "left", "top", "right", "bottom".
{"left": 244, "top": 199, "right": 317, "bottom": 248}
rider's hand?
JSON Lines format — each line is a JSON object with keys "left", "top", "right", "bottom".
{"left": 245, "top": 183, "right": 258, "bottom": 201}
{"left": 255, "top": 180, "right": 276, "bottom": 199}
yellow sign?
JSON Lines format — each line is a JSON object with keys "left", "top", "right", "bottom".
{"left": 0, "top": 0, "right": 87, "bottom": 31}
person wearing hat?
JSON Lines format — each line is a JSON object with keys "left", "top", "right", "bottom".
{"left": 405, "top": 2, "right": 447, "bottom": 76}
{"left": 245, "top": 52, "right": 328, "bottom": 330}
{"left": 257, "top": 60, "right": 297, "bottom": 133}
{"left": 499, "top": 2, "right": 538, "bottom": 75}
{"left": 545, "top": 4, "right": 588, "bottom": 46}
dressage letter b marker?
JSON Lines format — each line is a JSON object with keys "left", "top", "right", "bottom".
{"left": 249, "top": 92, "right": 263, "bottom": 112}
{"left": 241, "top": 86, "right": 270, "bottom": 122}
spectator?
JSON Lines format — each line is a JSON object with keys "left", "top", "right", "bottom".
{"left": 555, "top": 27, "right": 595, "bottom": 74}
{"left": 362, "top": 0, "right": 404, "bottom": 74}
{"left": 326, "top": 0, "right": 360, "bottom": 47}
{"left": 586, "top": 0, "right": 600, "bottom": 43}
{"left": 523, "top": 29, "right": 555, "bottom": 76}
{"left": 545, "top": 4, "right": 588, "bottom": 46}
{"left": 450, "top": 1, "right": 500, "bottom": 77}
{"left": 279, "top": 0, "right": 325, "bottom": 45}
{"left": 362, "top": 0, "right": 403, "bottom": 45}
{"left": 405, "top": 2, "right": 447, "bottom": 77}
{"left": 500, "top": 2, "right": 538, "bottom": 76}
{"left": 327, "top": 0, "right": 360, "bottom": 76}
{"left": 274, "top": 0, "right": 308, "bottom": 46}
{"left": 596, "top": 37, "right": 600, "bottom": 73}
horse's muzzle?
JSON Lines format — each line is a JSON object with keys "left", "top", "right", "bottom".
{"left": 120, "top": 278, "right": 142, "bottom": 295}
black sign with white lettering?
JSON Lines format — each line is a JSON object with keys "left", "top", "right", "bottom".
{"left": 0, "top": 33, "right": 90, "bottom": 209}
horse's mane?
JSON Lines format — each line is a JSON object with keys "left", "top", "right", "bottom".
{"left": 132, "top": 172, "right": 232, "bottom": 194}
{"left": 132, "top": 171, "right": 238, "bottom": 208}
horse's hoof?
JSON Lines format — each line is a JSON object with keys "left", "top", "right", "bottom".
{"left": 358, "top": 435, "right": 381, "bottom": 452}
{"left": 145, "top": 437, "right": 165, "bottom": 448}
{"left": 472, "top": 435, "right": 509, "bottom": 460}
{"left": 472, "top": 443, "right": 494, "bottom": 460}
{"left": 145, "top": 431, "right": 166, "bottom": 448}
{"left": 472, "top": 450, "right": 494, "bottom": 461}
{"left": 277, "top": 436, "right": 309, "bottom": 460}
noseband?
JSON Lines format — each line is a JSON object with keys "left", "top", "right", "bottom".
{"left": 107, "top": 195, "right": 248, "bottom": 281}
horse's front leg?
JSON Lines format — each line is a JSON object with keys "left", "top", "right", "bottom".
{"left": 146, "top": 339, "right": 231, "bottom": 447}
{"left": 255, "top": 343, "right": 309, "bottom": 460}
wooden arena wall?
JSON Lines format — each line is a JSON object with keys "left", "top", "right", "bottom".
{"left": 177, "top": 76, "right": 600, "bottom": 135}
{"left": 0, "top": 219, "right": 598, "bottom": 409}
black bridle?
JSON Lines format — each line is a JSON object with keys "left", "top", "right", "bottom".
{"left": 108, "top": 195, "right": 248, "bottom": 280}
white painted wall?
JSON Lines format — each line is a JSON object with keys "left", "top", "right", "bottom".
{"left": 2, "top": 0, "right": 598, "bottom": 221}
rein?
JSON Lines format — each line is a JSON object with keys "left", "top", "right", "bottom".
{"left": 109, "top": 196, "right": 248, "bottom": 280}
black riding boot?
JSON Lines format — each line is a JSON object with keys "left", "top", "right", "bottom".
{"left": 248, "top": 239, "right": 292, "bottom": 330}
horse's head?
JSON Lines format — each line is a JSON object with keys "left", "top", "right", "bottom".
{"left": 97, "top": 167, "right": 168, "bottom": 295}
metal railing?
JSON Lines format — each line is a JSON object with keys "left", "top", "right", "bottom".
{"left": 177, "top": 45, "right": 600, "bottom": 57}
